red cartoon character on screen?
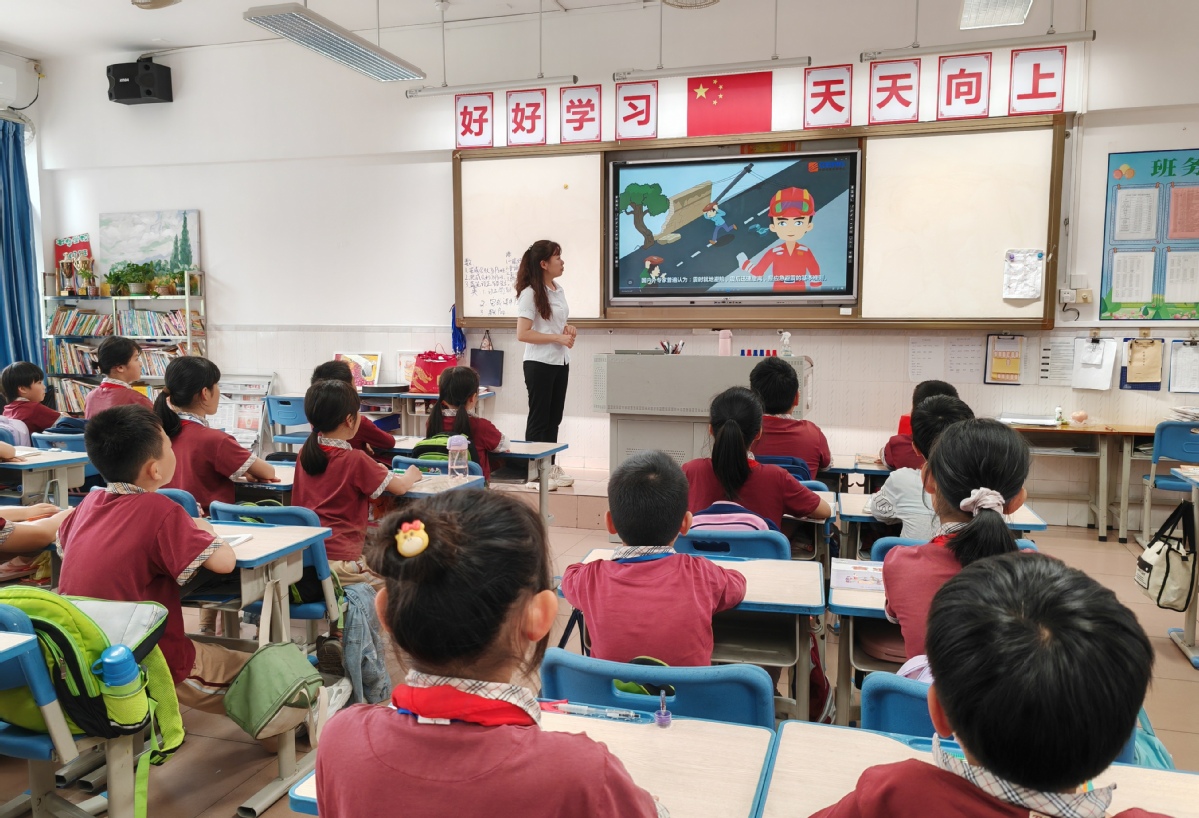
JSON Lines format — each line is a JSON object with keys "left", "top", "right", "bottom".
{"left": 742, "top": 187, "right": 821, "bottom": 290}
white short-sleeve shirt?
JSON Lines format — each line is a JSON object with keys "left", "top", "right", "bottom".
{"left": 517, "top": 283, "right": 570, "bottom": 366}
{"left": 864, "top": 467, "right": 938, "bottom": 542}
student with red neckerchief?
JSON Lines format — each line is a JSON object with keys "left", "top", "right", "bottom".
{"left": 315, "top": 490, "right": 664, "bottom": 818}
{"left": 84, "top": 336, "right": 153, "bottom": 419}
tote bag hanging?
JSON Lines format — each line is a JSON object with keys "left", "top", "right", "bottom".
{"left": 410, "top": 347, "right": 458, "bottom": 394}
{"left": 1134, "top": 500, "right": 1197, "bottom": 612}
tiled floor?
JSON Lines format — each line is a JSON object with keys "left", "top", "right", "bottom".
{"left": 2, "top": 524, "right": 1194, "bottom": 817}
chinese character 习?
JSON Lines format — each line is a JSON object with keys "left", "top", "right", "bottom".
{"left": 511, "top": 102, "right": 542, "bottom": 134}
{"left": 460, "top": 106, "right": 489, "bottom": 137}
{"left": 622, "top": 95, "right": 651, "bottom": 125}
{"left": 565, "top": 98, "right": 597, "bottom": 131}
{"left": 876, "top": 72, "right": 914, "bottom": 108}
{"left": 945, "top": 68, "right": 982, "bottom": 105}
{"left": 1152, "top": 159, "right": 1177, "bottom": 178}
{"left": 811, "top": 78, "right": 846, "bottom": 114}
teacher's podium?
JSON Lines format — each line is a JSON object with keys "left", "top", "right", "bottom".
{"left": 594, "top": 353, "right": 814, "bottom": 467}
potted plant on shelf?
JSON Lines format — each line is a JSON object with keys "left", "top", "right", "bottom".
{"left": 76, "top": 259, "right": 100, "bottom": 298}
{"left": 153, "top": 275, "right": 175, "bottom": 297}
{"left": 108, "top": 262, "right": 157, "bottom": 295}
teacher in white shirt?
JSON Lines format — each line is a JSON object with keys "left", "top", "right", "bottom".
{"left": 515, "top": 239, "right": 576, "bottom": 490}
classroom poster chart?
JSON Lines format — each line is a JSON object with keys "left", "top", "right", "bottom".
{"left": 1101, "top": 150, "right": 1199, "bottom": 320}
{"left": 907, "top": 336, "right": 985, "bottom": 383}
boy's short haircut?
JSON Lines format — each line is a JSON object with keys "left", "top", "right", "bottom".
{"left": 608, "top": 450, "right": 690, "bottom": 549}
{"left": 85, "top": 406, "right": 166, "bottom": 484}
{"left": 910, "top": 395, "right": 974, "bottom": 458}
{"left": 96, "top": 336, "right": 142, "bottom": 376}
{"left": 911, "top": 379, "right": 958, "bottom": 408}
{"left": 311, "top": 360, "right": 354, "bottom": 385}
{"left": 1, "top": 362, "right": 45, "bottom": 401}
{"left": 926, "top": 552, "right": 1153, "bottom": 793}
{"left": 749, "top": 357, "right": 800, "bottom": 415}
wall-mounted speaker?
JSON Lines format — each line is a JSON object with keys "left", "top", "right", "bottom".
{"left": 107, "top": 58, "right": 172, "bottom": 105}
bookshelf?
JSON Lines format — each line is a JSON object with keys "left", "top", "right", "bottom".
{"left": 40, "top": 272, "right": 207, "bottom": 414}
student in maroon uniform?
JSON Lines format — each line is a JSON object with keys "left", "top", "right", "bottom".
{"left": 883, "top": 418, "right": 1029, "bottom": 659}
{"left": 881, "top": 380, "right": 959, "bottom": 470}
{"left": 311, "top": 360, "right": 395, "bottom": 464}
{"left": 316, "top": 489, "right": 662, "bottom": 818}
{"left": 84, "top": 336, "right": 153, "bottom": 419}
{"left": 748, "top": 356, "right": 830, "bottom": 478}
{"left": 1, "top": 362, "right": 64, "bottom": 434}
{"left": 814, "top": 553, "right": 1168, "bottom": 818}
{"left": 682, "top": 386, "right": 832, "bottom": 529}
{"left": 425, "top": 366, "right": 509, "bottom": 482}
{"left": 58, "top": 406, "right": 250, "bottom": 714}
{"left": 156, "top": 356, "right": 277, "bottom": 513}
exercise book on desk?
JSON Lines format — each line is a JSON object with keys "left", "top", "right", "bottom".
{"left": 830, "top": 559, "right": 884, "bottom": 591}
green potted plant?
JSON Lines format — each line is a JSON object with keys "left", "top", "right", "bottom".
{"left": 152, "top": 275, "right": 175, "bottom": 297}
{"left": 105, "top": 262, "right": 133, "bottom": 296}
{"left": 77, "top": 261, "right": 100, "bottom": 297}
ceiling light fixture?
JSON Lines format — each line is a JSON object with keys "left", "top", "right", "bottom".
{"left": 243, "top": 2, "right": 425, "bottom": 82}
{"left": 960, "top": 0, "right": 1034, "bottom": 29}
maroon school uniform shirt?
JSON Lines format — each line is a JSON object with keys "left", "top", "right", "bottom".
{"left": 682, "top": 457, "right": 821, "bottom": 529}
{"left": 84, "top": 379, "right": 153, "bottom": 419}
{"left": 292, "top": 441, "right": 391, "bottom": 561}
{"left": 751, "top": 415, "right": 831, "bottom": 477}
{"left": 882, "top": 535, "right": 962, "bottom": 659}
{"left": 163, "top": 418, "right": 255, "bottom": 513}
{"left": 431, "top": 414, "right": 505, "bottom": 480}
{"left": 810, "top": 759, "right": 1172, "bottom": 818}
{"left": 316, "top": 704, "right": 659, "bottom": 818}
{"left": 3, "top": 399, "right": 59, "bottom": 435}
{"left": 350, "top": 417, "right": 395, "bottom": 465}
{"left": 883, "top": 433, "right": 925, "bottom": 470}
{"left": 561, "top": 553, "right": 746, "bottom": 666}
{"left": 57, "top": 489, "right": 219, "bottom": 684}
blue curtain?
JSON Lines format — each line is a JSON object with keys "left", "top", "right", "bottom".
{"left": 0, "top": 119, "right": 41, "bottom": 366}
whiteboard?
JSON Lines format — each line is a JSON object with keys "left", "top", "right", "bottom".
{"left": 460, "top": 153, "right": 603, "bottom": 319}
{"left": 861, "top": 129, "right": 1054, "bottom": 320}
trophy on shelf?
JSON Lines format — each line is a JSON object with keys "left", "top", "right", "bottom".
{"left": 56, "top": 259, "right": 78, "bottom": 297}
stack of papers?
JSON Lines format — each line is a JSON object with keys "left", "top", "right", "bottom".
{"left": 224, "top": 534, "right": 254, "bottom": 548}
{"left": 997, "top": 414, "right": 1059, "bottom": 427}
{"left": 830, "top": 559, "right": 884, "bottom": 592}
{"left": 1170, "top": 407, "right": 1199, "bottom": 422}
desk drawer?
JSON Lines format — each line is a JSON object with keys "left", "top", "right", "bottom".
{"left": 712, "top": 610, "right": 799, "bottom": 668}
{"left": 238, "top": 552, "right": 304, "bottom": 607}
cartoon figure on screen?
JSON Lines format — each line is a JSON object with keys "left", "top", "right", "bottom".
{"left": 641, "top": 255, "right": 664, "bottom": 288}
{"left": 703, "top": 202, "right": 737, "bottom": 246}
{"left": 740, "top": 187, "right": 821, "bottom": 290}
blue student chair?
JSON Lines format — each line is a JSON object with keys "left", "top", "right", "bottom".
{"left": 207, "top": 502, "right": 340, "bottom": 647}
{"left": 391, "top": 454, "right": 483, "bottom": 477}
{"left": 0, "top": 428, "right": 13, "bottom": 446}
{"left": 157, "top": 488, "right": 200, "bottom": 517}
{"left": 540, "top": 648, "right": 776, "bottom": 729}
{"left": 31, "top": 432, "right": 101, "bottom": 481}
{"left": 674, "top": 529, "right": 790, "bottom": 560}
{"left": 0, "top": 604, "right": 140, "bottom": 818}
{"left": 755, "top": 454, "right": 812, "bottom": 482}
{"left": 265, "top": 396, "right": 310, "bottom": 450}
{"left": 1140, "top": 421, "right": 1199, "bottom": 545}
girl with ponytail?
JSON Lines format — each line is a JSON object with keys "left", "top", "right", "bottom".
{"left": 425, "top": 366, "right": 510, "bottom": 482}
{"left": 681, "top": 387, "right": 832, "bottom": 529}
{"left": 314, "top": 490, "right": 660, "bottom": 818}
{"left": 882, "top": 417, "right": 1031, "bottom": 659}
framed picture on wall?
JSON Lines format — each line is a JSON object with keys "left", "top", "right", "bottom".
{"left": 333, "top": 352, "right": 382, "bottom": 388}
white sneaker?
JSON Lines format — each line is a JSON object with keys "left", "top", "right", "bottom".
{"left": 309, "top": 677, "right": 353, "bottom": 747}
{"left": 525, "top": 479, "right": 557, "bottom": 492}
{"left": 549, "top": 464, "right": 574, "bottom": 487}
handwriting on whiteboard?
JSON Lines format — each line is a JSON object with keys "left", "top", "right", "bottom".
{"left": 464, "top": 252, "right": 520, "bottom": 317}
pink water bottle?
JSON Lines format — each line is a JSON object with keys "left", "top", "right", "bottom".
{"left": 718, "top": 330, "right": 732, "bottom": 357}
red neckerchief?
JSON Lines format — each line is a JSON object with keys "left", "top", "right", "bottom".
{"left": 930, "top": 534, "right": 954, "bottom": 548}
{"left": 99, "top": 381, "right": 126, "bottom": 390}
{"left": 747, "top": 458, "right": 761, "bottom": 470}
{"left": 390, "top": 684, "right": 536, "bottom": 727}
{"left": 318, "top": 445, "right": 347, "bottom": 455}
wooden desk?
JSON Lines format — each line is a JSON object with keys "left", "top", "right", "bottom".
{"left": 234, "top": 463, "right": 294, "bottom": 505}
{"left": 761, "top": 720, "right": 1199, "bottom": 818}
{"left": 0, "top": 449, "right": 89, "bottom": 505}
{"left": 496, "top": 442, "right": 570, "bottom": 524}
{"left": 579, "top": 549, "right": 824, "bottom": 721}
{"left": 0, "top": 631, "right": 37, "bottom": 664}
{"left": 1165, "top": 468, "right": 1199, "bottom": 670}
{"left": 290, "top": 711, "right": 774, "bottom": 818}
{"left": 370, "top": 390, "right": 496, "bottom": 437}
{"left": 824, "top": 454, "right": 890, "bottom": 493}
{"left": 404, "top": 474, "right": 485, "bottom": 497}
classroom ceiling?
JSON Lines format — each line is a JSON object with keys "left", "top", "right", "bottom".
{"left": 0, "top": 0, "right": 644, "bottom": 60}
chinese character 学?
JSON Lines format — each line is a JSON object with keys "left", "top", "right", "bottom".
{"left": 564, "top": 97, "right": 596, "bottom": 131}
{"left": 511, "top": 102, "right": 542, "bottom": 134}
{"left": 460, "top": 105, "right": 489, "bottom": 137}
{"left": 622, "top": 95, "right": 651, "bottom": 125}
{"left": 945, "top": 68, "right": 982, "bottom": 105}
{"left": 811, "top": 78, "right": 846, "bottom": 113}
{"left": 1152, "top": 158, "right": 1177, "bottom": 178}
{"left": 876, "top": 72, "right": 914, "bottom": 108}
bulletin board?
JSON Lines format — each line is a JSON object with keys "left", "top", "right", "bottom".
{"left": 1100, "top": 149, "right": 1199, "bottom": 320}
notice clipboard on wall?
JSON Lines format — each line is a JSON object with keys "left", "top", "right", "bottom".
{"left": 1169, "top": 338, "right": 1199, "bottom": 394}
{"left": 985, "top": 334, "right": 1025, "bottom": 385}
{"left": 1119, "top": 337, "right": 1164, "bottom": 391}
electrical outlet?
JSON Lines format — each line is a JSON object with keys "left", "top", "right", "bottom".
{"left": 1059, "top": 288, "right": 1077, "bottom": 303}
{"left": 1077, "top": 288, "right": 1094, "bottom": 304}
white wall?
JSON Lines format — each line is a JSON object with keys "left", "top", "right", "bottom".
{"left": 24, "top": 0, "right": 1199, "bottom": 529}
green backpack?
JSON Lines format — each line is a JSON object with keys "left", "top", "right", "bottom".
{"left": 411, "top": 433, "right": 478, "bottom": 468}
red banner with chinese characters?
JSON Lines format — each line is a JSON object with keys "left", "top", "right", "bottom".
{"left": 687, "top": 71, "right": 772, "bottom": 137}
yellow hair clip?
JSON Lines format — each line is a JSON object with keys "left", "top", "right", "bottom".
{"left": 396, "top": 520, "right": 429, "bottom": 557}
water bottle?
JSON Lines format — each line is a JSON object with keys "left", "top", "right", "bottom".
{"left": 92, "top": 645, "right": 142, "bottom": 698}
{"left": 447, "top": 435, "right": 470, "bottom": 481}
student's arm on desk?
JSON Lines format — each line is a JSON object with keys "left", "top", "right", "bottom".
{"left": 0, "top": 508, "right": 73, "bottom": 554}
{"left": 384, "top": 465, "right": 423, "bottom": 495}
{"left": 191, "top": 517, "right": 237, "bottom": 573}
{"left": 241, "top": 458, "right": 279, "bottom": 483}
{"left": 702, "top": 559, "right": 748, "bottom": 611}
{"left": 0, "top": 440, "right": 14, "bottom": 460}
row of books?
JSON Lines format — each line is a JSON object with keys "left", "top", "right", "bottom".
{"left": 52, "top": 378, "right": 96, "bottom": 414}
{"left": 139, "top": 344, "right": 189, "bottom": 378}
{"left": 43, "top": 340, "right": 193, "bottom": 379}
{"left": 114, "top": 309, "right": 205, "bottom": 338}
{"left": 46, "top": 307, "right": 113, "bottom": 337}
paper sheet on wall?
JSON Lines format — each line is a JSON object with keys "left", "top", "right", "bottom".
{"left": 1111, "top": 251, "right": 1155, "bottom": 303}
{"left": 908, "top": 337, "right": 946, "bottom": 382}
{"left": 1038, "top": 336, "right": 1075, "bottom": 386}
{"left": 985, "top": 335, "right": 1024, "bottom": 384}
{"left": 1125, "top": 339, "right": 1164, "bottom": 384}
{"left": 1072, "top": 338, "right": 1117, "bottom": 390}
{"left": 946, "top": 336, "right": 985, "bottom": 380}
{"left": 1165, "top": 250, "right": 1199, "bottom": 303}
{"left": 1168, "top": 185, "right": 1199, "bottom": 240}
{"left": 1170, "top": 343, "right": 1199, "bottom": 394}
{"left": 1002, "top": 249, "right": 1045, "bottom": 298}
{"left": 1114, "top": 187, "right": 1159, "bottom": 242}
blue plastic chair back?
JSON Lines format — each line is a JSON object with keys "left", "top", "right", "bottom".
{"left": 0, "top": 605, "right": 56, "bottom": 707}
{"left": 157, "top": 488, "right": 199, "bottom": 517}
{"left": 756, "top": 454, "right": 812, "bottom": 482}
{"left": 1151, "top": 421, "right": 1199, "bottom": 464}
{"left": 800, "top": 480, "right": 829, "bottom": 492}
{"left": 540, "top": 648, "right": 775, "bottom": 729}
{"left": 861, "top": 673, "right": 935, "bottom": 737}
{"left": 675, "top": 529, "right": 790, "bottom": 560}
{"left": 1014, "top": 538, "right": 1038, "bottom": 551}
{"left": 869, "top": 537, "right": 924, "bottom": 563}
{"left": 392, "top": 454, "right": 483, "bottom": 477}
{"left": 0, "top": 428, "right": 13, "bottom": 446}
{"left": 31, "top": 433, "right": 99, "bottom": 480}
{"left": 208, "top": 501, "right": 329, "bottom": 579}
{"left": 265, "top": 396, "right": 308, "bottom": 429}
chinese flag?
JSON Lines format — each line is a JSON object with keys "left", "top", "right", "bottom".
{"left": 687, "top": 72, "right": 773, "bottom": 137}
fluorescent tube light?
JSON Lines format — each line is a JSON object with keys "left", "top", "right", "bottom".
{"left": 613, "top": 56, "right": 811, "bottom": 82}
{"left": 960, "top": 0, "right": 1034, "bottom": 29}
{"left": 405, "top": 75, "right": 578, "bottom": 99}
{"left": 244, "top": 3, "right": 425, "bottom": 82}
{"left": 861, "top": 29, "right": 1093, "bottom": 61}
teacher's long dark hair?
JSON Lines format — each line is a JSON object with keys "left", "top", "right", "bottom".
{"left": 514, "top": 239, "right": 561, "bottom": 321}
